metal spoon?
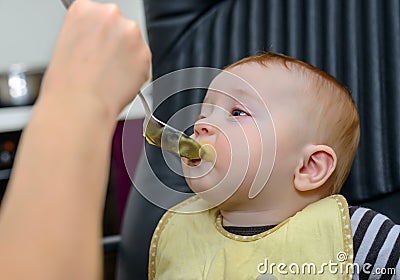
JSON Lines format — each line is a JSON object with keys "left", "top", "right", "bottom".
{"left": 137, "top": 92, "right": 203, "bottom": 160}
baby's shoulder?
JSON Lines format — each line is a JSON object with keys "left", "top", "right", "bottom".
{"left": 348, "top": 205, "right": 399, "bottom": 246}
{"left": 348, "top": 205, "right": 399, "bottom": 232}
{"left": 348, "top": 205, "right": 399, "bottom": 278}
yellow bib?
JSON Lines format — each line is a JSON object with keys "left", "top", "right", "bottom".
{"left": 149, "top": 195, "right": 353, "bottom": 280}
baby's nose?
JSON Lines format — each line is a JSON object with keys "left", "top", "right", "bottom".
{"left": 194, "top": 122, "right": 215, "bottom": 136}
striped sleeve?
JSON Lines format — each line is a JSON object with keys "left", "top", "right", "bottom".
{"left": 349, "top": 206, "right": 400, "bottom": 280}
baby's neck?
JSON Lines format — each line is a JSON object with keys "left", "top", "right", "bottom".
{"left": 218, "top": 187, "right": 328, "bottom": 227}
{"left": 220, "top": 208, "right": 296, "bottom": 227}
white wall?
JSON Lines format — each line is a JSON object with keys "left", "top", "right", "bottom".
{"left": 0, "top": 0, "right": 148, "bottom": 71}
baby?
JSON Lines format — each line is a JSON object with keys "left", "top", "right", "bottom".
{"left": 148, "top": 53, "right": 399, "bottom": 279}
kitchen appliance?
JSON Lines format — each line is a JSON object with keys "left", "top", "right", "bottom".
{"left": 0, "top": 130, "right": 21, "bottom": 205}
{"left": 0, "top": 66, "right": 44, "bottom": 107}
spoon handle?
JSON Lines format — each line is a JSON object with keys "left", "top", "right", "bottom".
{"left": 61, "top": 0, "right": 74, "bottom": 9}
{"left": 137, "top": 91, "right": 152, "bottom": 117}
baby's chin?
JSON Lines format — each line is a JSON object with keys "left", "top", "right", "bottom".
{"left": 182, "top": 160, "right": 222, "bottom": 195}
{"left": 185, "top": 176, "right": 241, "bottom": 208}
{"left": 185, "top": 177, "right": 213, "bottom": 194}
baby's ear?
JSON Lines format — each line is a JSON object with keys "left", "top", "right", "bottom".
{"left": 294, "top": 145, "right": 337, "bottom": 192}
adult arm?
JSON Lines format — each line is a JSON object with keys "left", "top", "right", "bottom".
{"left": 0, "top": 0, "right": 151, "bottom": 279}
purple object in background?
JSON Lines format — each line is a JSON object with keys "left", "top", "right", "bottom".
{"left": 111, "top": 119, "right": 143, "bottom": 227}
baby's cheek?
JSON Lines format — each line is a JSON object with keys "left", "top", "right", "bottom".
{"left": 214, "top": 136, "right": 232, "bottom": 169}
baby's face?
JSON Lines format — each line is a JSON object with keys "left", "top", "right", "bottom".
{"left": 182, "top": 63, "right": 306, "bottom": 208}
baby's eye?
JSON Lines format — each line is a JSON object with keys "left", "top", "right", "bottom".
{"left": 231, "top": 109, "right": 248, "bottom": 117}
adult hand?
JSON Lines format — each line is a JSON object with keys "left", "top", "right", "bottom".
{"left": 42, "top": 0, "right": 151, "bottom": 118}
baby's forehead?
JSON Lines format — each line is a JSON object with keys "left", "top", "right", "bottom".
{"left": 206, "top": 62, "right": 304, "bottom": 103}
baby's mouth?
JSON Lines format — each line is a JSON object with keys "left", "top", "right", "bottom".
{"left": 187, "top": 158, "right": 202, "bottom": 167}
{"left": 183, "top": 143, "right": 216, "bottom": 167}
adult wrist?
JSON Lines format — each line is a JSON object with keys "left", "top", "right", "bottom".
{"left": 34, "top": 88, "right": 119, "bottom": 132}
